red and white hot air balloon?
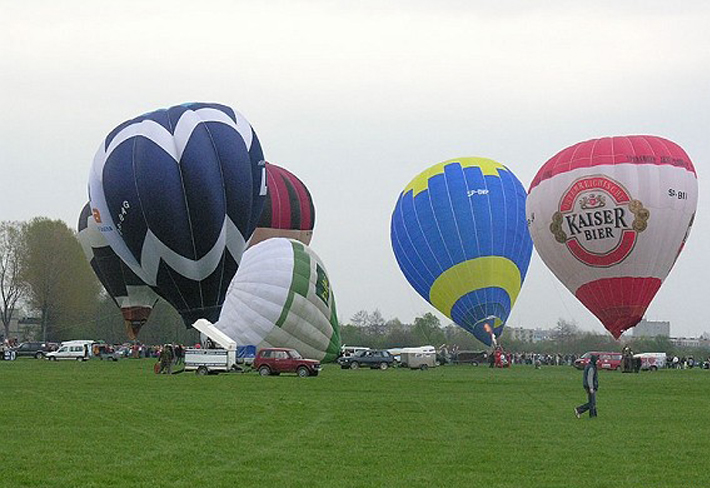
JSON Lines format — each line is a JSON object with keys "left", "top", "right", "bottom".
{"left": 527, "top": 135, "right": 697, "bottom": 338}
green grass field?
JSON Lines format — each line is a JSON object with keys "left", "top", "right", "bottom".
{"left": 1, "top": 359, "right": 708, "bottom": 488}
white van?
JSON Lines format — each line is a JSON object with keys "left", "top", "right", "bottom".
{"left": 633, "top": 352, "right": 667, "bottom": 371}
{"left": 46, "top": 340, "right": 95, "bottom": 361}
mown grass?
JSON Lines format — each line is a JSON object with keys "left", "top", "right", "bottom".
{"left": 1, "top": 359, "right": 708, "bottom": 488}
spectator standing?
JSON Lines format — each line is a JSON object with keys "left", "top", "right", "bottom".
{"left": 574, "top": 354, "right": 598, "bottom": 419}
{"left": 158, "top": 345, "right": 174, "bottom": 374}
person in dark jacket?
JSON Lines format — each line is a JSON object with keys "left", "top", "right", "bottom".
{"left": 158, "top": 345, "right": 173, "bottom": 374}
{"left": 574, "top": 354, "right": 598, "bottom": 418}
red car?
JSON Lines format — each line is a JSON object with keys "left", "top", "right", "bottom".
{"left": 254, "top": 348, "right": 321, "bottom": 377}
{"left": 574, "top": 351, "right": 623, "bottom": 371}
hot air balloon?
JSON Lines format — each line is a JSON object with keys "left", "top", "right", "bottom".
{"left": 88, "top": 102, "right": 267, "bottom": 325}
{"left": 390, "top": 157, "right": 533, "bottom": 346}
{"left": 526, "top": 135, "right": 698, "bottom": 338}
{"left": 77, "top": 203, "right": 159, "bottom": 339}
{"left": 215, "top": 238, "right": 340, "bottom": 362}
{"left": 248, "top": 162, "right": 315, "bottom": 248}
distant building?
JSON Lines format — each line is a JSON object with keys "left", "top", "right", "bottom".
{"left": 532, "top": 329, "right": 553, "bottom": 342}
{"left": 505, "top": 327, "right": 552, "bottom": 343}
{"left": 506, "top": 327, "right": 534, "bottom": 343}
{"left": 669, "top": 337, "right": 703, "bottom": 348}
{"left": 0, "top": 310, "right": 41, "bottom": 342}
{"left": 632, "top": 319, "right": 670, "bottom": 338}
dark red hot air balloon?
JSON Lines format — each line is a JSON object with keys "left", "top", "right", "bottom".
{"left": 248, "top": 162, "right": 316, "bottom": 247}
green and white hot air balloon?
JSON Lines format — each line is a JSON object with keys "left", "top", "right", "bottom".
{"left": 215, "top": 238, "right": 341, "bottom": 362}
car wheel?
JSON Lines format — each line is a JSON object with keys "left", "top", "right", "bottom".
{"left": 50, "top": 356, "right": 57, "bottom": 361}
{"left": 650, "top": 365, "right": 658, "bottom": 371}
{"left": 297, "top": 366, "right": 310, "bottom": 378}
{"left": 471, "top": 361, "right": 479, "bottom": 367}
{"left": 196, "top": 366, "right": 208, "bottom": 376}
{"left": 420, "top": 364, "right": 429, "bottom": 371}
{"left": 35, "top": 352, "right": 44, "bottom": 359}
{"left": 259, "top": 366, "right": 271, "bottom": 377}
{"left": 379, "top": 362, "right": 389, "bottom": 370}
{"left": 350, "top": 362, "right": 359, "bottom": 370}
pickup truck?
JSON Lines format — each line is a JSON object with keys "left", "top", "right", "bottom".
{"left": 253, "top": 348, "right": 321, "bottom": 377}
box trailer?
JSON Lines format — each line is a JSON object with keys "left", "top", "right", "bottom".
{"left": 400, "top": 351, "right": 437, "bottom": 370}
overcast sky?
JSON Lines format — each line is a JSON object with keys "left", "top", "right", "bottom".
{"left": 2, "top": 0, "right": 709, "bottom": 338}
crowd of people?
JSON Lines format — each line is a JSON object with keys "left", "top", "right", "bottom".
{"left": 4, "top": 336, "right": 710, "bottom": 371}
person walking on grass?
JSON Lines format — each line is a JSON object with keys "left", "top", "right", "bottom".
{"left": 574, "top": 354, "right": 598, "bottom": 419}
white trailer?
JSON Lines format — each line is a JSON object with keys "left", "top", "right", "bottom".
{"left": 185, "top": 319, "right": 239, "bottom": 375}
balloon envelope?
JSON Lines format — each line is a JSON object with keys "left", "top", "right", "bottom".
{"left": 77, "top": 203, "right": 159, "bottom": 339}
{"left": 215, "top": 238, "right": 340, "bottom": 362}
{"left": 248, "top": 162, "right": 315, "bottom": 248}
{"left": 526, "top": 135, "right": 698, "bottom": 338}
{"left": 88, "top": 102, "right": 267, "bottom": 325}
{"left": 391, "top": 157, "right": 533, "bottom": 346}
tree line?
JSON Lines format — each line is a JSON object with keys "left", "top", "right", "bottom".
{"left": 342, "top": 311, "right": 709, "bottom": 358}
{"left": 0, "top": 218, "right": 197, "bottom": 345}
{"left": 2, "top": 217, "right": 707, "bottom": 356}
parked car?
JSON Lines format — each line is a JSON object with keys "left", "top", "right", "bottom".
{"left": 253, "top": 348, "right": 321, "bottom": 377}
{"left": 45, "top": 343, "right": 91, "bottom": 361}
{"left": 574, "top": 351, "right": 623, "bottom": 371}
{"left": 94, "top": 344, "right": 120, "bottom": 361}
{"left": 452, "top": 350, "right": 488, "bottom": 366}
{"left": 337, "top": 349, "right": 396, "bottom": 370}
{"left": 12, "top": 342, "right": 54, "bottom": 359}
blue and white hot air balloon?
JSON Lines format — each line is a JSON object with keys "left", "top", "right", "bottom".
{"left": 390, "top": 157, "right": 532, "bottom": 346}
{"left": 88, "top": 102, "right": 267, "bottom": 325}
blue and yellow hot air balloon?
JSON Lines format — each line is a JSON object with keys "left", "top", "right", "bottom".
{"left": 390, "top": 157, "right": 533, "bottom": 346}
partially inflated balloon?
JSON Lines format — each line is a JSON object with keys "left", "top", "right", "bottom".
{"left": 215, "top": 238, "right": 340, "bottom": 362}
{"left": 88, "top": 102, "right": 267, "bottom": 325}
{"left": 248, "top": 162, "right": 315, "bottom": 248}
{"left": 391, "top": 157, "right": 533, "bottom": 346}
{"left": 527, "top": 135, "right": 697, "bottom": 338}
{"left": 77, "top": 203, "right": 159, "bottom": 339}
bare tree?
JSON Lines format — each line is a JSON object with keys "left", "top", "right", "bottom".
{"left": 350, "top": 310, "right": 370, "bottom": 327}
{"left": 553, "top": 318, "right": 579, "bottom": 346}
{"left": 367, "top": 309, "right": 387, "bottom": 336}
{"left": 0, "top": 221, "right": 27, "bottom": 341}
